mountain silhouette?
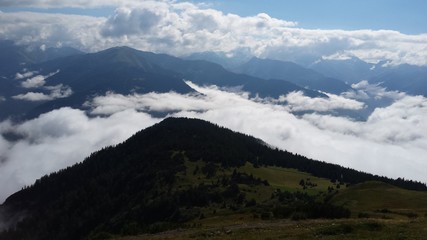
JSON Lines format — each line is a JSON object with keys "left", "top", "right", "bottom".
{"left": 0, "top": 117, "right": 425, "bottom": 239}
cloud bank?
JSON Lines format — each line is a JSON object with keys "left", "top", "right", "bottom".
{"left": 278, "top": 91, "right": 365, "bottom": 112}
{"left": 15, "top": 71, "right": 37, "bottom": 80}
{"left": 1, "top": 1, "right": 427, "bottom": 66}
{"left": 1, "top": 82, "right": 427, "bottom": 203}
{"left": 0, "top": 108, "right": 159, "bottom": 203}
{"left": 86, "top": 83, "right": 427, "bottom": 186}
{"left": 20, "top": 70, "right": 59, "bottom": 88}
{"left": 12, "top": 84, "right": 72, "bottom": 101}
{"left": 12, "top": 70, "right": 72, "bottom": 101}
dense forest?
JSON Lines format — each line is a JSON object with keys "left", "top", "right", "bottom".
{"left": 0, "top": 117, "right": 425, "bottom": 239}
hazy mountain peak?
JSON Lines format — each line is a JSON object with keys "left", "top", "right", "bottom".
{"left": 235, "top": 57, "right": 352, "bottom": 94}
{"left": 185, "top": 50, "right": 252, "bottom": 69}
{"left": 88, "top": 46, "right": 153, "bottom": 70}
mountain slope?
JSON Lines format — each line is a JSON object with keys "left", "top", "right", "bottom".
{"left": 235, "top": 57, "right": 352, "bottom": 94}
{"left": 331, "top": 181, "right": 427, "bottom": 213}
{"left": 370, "top": 64, "right": 427, "bottom": 97}
{"left": 37, "top": 47, "right": 195, "bottom": 95}
{"left": 0, "top": 41, "right": 84, "bottom": 120}
{"left": 0, "top": 117, "right": 425, "bottom": 240}
{"left": 4, "top": 46, "right": 327, "bottom": 120}
{"left": 310, "top": 57, "right": 427, "bottom": 97}
{"left": 0, "top": 40, "right": 83, "bottom": 77}
{"left": 135, "top": 50, "right": 325, "bottom": 98}
{"left": 11, "top": 47, "right": 197, "bottom": 119}
{"left": 185, "top": 51, "right": 251, "bottom": 69}
{"left": 309, "top": 57, "right": 379, "bottom": 84}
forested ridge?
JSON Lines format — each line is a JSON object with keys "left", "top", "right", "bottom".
{"left": 0, "top": 117, "right": 425, "bottom": 240}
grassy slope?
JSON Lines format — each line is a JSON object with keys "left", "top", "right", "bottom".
{"left": 241, "top": 163, "right": 341, "bottom": 192}
{"left": 331, "top": 181, "right": 427, "bottom": 216}
{"left": 176, "top": 160, "right": 340, "bottom": 203}
{"left": 113, "top": 162, "right": 427, "bottom": 240}
{"left": 114, "top": 215, "right": 427, "bottom": 240}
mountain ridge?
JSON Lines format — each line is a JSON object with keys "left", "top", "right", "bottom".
{"left": 2, "top": 46, "right": 328, "bottom": 120}
{"left": 1, "top": 117, "right": 425, "bottom": 239}
{"left": 234, "top": 57, "right": 352, "bottom": 94}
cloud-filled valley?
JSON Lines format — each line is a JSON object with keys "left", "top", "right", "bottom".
{"left": 1, "top": 81, "right": 426, "bottom": 203}
{"left": 10, "top": 70, "right": 74, "bottom": 101}
{"left": 0, "top": 108, "right": 160, "bottom": 203}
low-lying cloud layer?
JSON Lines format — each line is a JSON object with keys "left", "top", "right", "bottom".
{"left": 19, "top": 70, "right": 59, "bottom": 89}
{"left": 0, "top": 108, "right": 159, "bottom": 203}
{"left": 278, "top": 91, "right": 365, "bottom": 112}
{"left": 1, "top": 82, "right": 426, "bottom": 203}
{"left": 11, "top": 70, "right": 73, "bottom": 101}
{"left": 1, "top": 1, "right": 427, "bottom": 66}
{"left": 13, "top": 84, "right": 73, "bottom": 101}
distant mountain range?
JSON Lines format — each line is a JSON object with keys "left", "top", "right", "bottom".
{"left": 310, "top": 57, "right": 427, "bottom": 97}
{"left": 0, "top": 45, "right": 327, "bottom": 121}
{"left": 233, "top": 57, "right": 352, "bottom": 94}
{"left": 0, "top": 40, "right": 84, "bottom": 120}
{"left": 369, "top": 64, "right": 427, "bottom": 96}
{"left": 185, "top": 51, "right": 251, "bottom": 69}
{"left": 1, "top": 42, "right": 426, "bottom": 121}
{"left": 309, "top": 57, "right": 381, "bottom": 84}
{"left": 1, "top": 117, "right": 425, "bottom": 240}
{"left": 188, "top": 52, "right": 427, "bottom": 97}
{"left": 0, "top": 40, "right": 83, "bottom": 76}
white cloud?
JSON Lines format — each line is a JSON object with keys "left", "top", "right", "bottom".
{"left": 45, "top": 84, "right": 73, "bottom": 97}
{"left": 101, "top": 7, "right": 163, "bottom": 37}
{"left": 15, "top": 71, "right": 37, "bottom": 80}
{"left": 13, "top": 70, "right": 70, "bottom": 101}
{"left": 87, "top": 82, "right": 251, "bottom": 115}
{"left": 321, "top": 52, "right": 353, "bottom": 61}
{"left": 0, "top": 11, "right": 105, "bottom": 51}
{"left": 0, "top": 107, "right": 160, "bottom": 203}
{"left": 278, "top": 91, "right": 365, "bottom": 112}
{"left": 1, "top": 1, "right": 426, "bottom": 65}
{"left": 13, "top": 92, "right": 52, "bottom": 101}
{"left": 21, "top": 75, "right": 46, "bottom": 88}
{"left": 0, "top": 96, "right": 5, "bottom": 102}
{"left": 39, "top": 44, "right": 46, "bottom": 51}
{"left": 342, "top": 80, "right": 405, "bottom": 101}
{"left": 13, "top": 84, "right": 72, "bottom": 101}
{"left": 19, "top": 70, "right": 59, "bottom": 88}
{"left": 88, "top": 91, "right": 209, "bottom": 115}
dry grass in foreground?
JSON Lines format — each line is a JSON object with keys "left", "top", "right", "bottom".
{"left": 114, "top": 213, "right": 427, "bottom": 240}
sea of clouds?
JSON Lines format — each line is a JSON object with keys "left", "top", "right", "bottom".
{"left": 0, "top": 81, "right": 426, "bottom": 203}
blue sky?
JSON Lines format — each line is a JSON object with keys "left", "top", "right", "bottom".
{"left": 185, "top": 0, "right": 427, "bottom": 34}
